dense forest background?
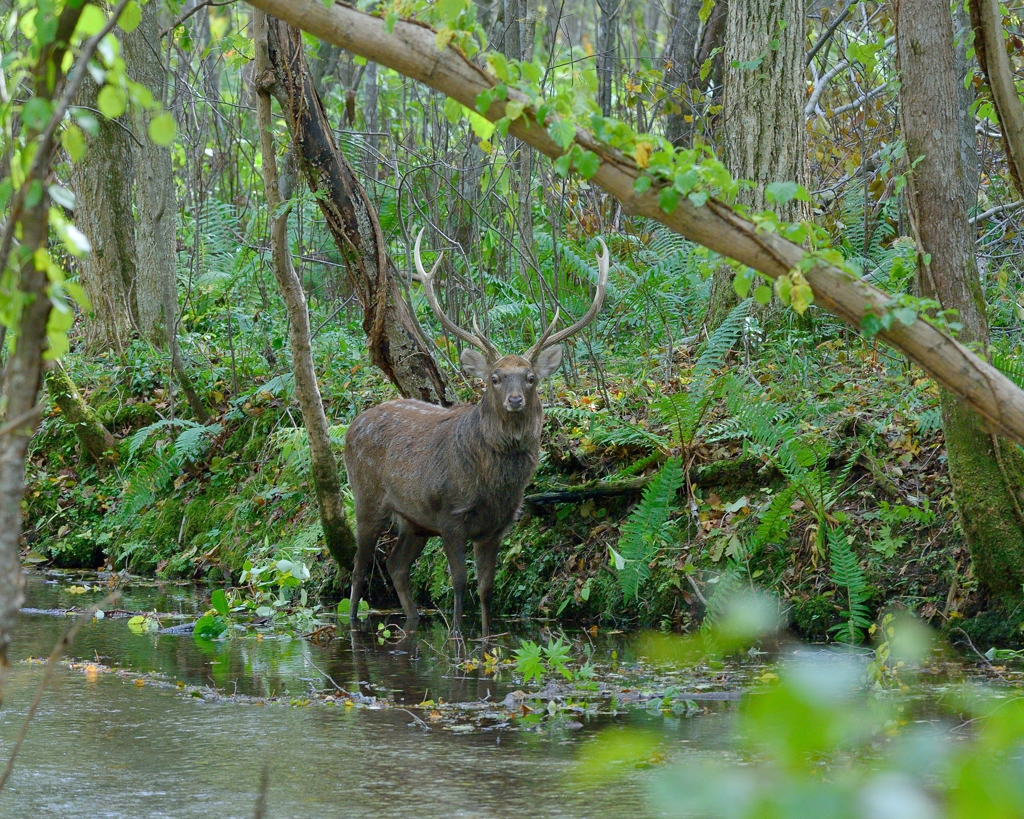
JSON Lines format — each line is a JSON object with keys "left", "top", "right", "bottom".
{"left": 3, "top": 0, "right": 1024, "bottom": 656}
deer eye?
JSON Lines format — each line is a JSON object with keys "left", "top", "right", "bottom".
{"left": 491, "top": 374, "right": 500, "bottom": 385}
{"left": 526, "top": 373, "right": 535, "bottom": 385}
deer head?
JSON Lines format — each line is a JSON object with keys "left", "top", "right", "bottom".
{"left": 414, "top": 228, "right": 609, "bottom": 415}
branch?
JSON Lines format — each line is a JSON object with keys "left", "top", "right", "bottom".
{"left": 969, "top": 199, "right": 1024, "bottom": 225}
{"left": 970, "top": 0, "right": 1024, "bottom": 196}
{"left": 806, "top": 0, "right": 855, "bottom": 67}
{"left": 244, "top": 0, "right": 1024, "bottom": 447}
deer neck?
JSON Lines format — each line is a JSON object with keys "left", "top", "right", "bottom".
{"left": 467, "top": 402, "right": 541, "bottom": 456}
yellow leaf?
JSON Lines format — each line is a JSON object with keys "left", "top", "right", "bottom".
{"left": 633, "top": 141, "right": 653, "bottom": 169}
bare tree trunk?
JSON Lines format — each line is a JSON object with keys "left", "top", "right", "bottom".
{"left": 664, "top": 0, "right": 703, "bottom": 148}
{"left": 253, "top": 11, "right": 356, "bottom": 571}
{"left": 363, "top": 59, "right": 379, "bottom": 181}
{"left": 259, "top": 16, "right": 452, "bottom": 405}
{"left": 706, "top": 0, "right": 806, "bottom": 329}
{"left": 124, "top": 0, "right": 179, "bottom": 349}
{"left": 69, "top": 75, "right": 140, "bottom": 353}
{"left": 45, "top": 364, "right": 116, "bottom": 465}
{"left": 896, "top": 0, "right": 1024, "bottom": 611}
{"left": 596, "top": 0, "right": 618, "bottom": 116}
{"left": 123, "top": 0, "right": 210, "bottom": 425}
{"left": 0, "top": 1, "right": 91, "bottom": 694}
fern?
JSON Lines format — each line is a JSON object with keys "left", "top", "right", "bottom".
{"left": 611, "top": 457, "right": 684, "bottom": 603}
{"left": 993, "top": 352, "right": 1024, "bottom": 390}
{"left": 754, "top": 484, "right": 797, "bottom": 547}
{"left": 827, "top": 527, "right": 872, "bottom": 644}
{"left": 653, "top": 300, "right": 753, "bottom": 447}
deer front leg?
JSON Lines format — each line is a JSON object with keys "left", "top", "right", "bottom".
{"left": 441, "top": 535, "right": 468, "bottom": 637}
{"left": 473, "top": 537, "right": 500, "bottom": 640}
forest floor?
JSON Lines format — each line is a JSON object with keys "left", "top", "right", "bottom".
{"left": 22, "top": 310, "right": 1001, "bottom": 647}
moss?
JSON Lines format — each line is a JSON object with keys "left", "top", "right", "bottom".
{"left": 107, "top": 401, "right": 158, "bottom": 431}
{"left": 791, "top": 594, "right": 839, "bottom": 641}
{"left": 945, "top": 612, "right": 1024, "bottom": 650}
{"left": 941, "top": 394, "right": 1024, "bottom": 611}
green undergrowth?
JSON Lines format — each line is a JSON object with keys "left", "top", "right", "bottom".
{"left": 23, "top": 214, "right": 1024, "bottom": 645}
{"left": 25, "top": 309, "right": 986, "bottom": 644}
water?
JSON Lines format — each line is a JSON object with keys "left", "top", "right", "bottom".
{"left": 0, "top": 574, "right": 741, "bottom": 818}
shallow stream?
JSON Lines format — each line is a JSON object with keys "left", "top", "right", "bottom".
{"left": 0, "top": 573, "right": 752, "bottom": 818}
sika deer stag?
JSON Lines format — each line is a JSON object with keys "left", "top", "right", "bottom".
{"left": 344, "top": 230, "right": 609, "bottom": 637}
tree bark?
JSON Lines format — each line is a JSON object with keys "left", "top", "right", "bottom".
{"left": 46, "top": 364, "right": 116, "bottom": 465}
{"left": 596, "top": 0, "right": 618, "bottom": 117}
{"left": 896, "top": 0, "right": 1024, "bottom": 610}
{"left": 259, "top": 17, "right": 452, "bottom": 405}
{"left": 706, "top": 0, "right": 807, "bottom": 329}
{"left": 969, "top": 0, "right": 1024, "bottom": 197}
{"left": 69, "top": 75, "right": 140, "bottom": 353}
{"left": 0, "top": 0, "right": 118, "bottom": 696}
{"left": 123, "top": 0, "right": 179, "bottom": 349}
{"left": 241, "top": 0, "right": 1024, "bottom": 448}
{"left": 253, "top": 11, "right": 357, "bottom": 571}
{"left": 664, "top": 0, "right": 703, "bottom": 148}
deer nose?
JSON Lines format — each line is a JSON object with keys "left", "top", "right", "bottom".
{"left": 506, "top": 394, "right": 524, "bottom": 411}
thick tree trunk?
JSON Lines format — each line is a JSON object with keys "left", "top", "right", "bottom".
{"left": 253, "top": 11, "right": 357, "bottom": 571}
{"left": 896, "top": 0, "right": 1024, "bottom": 610}
{"left": 242, "top": 0, "right": 1024, "bottom": 448}
{"left": 69, "top": 75, "right": 140, "bottom": 353}
{"left": 124, "top": 0, "right": 179, "bottom": 349}
{"left": 46, "top": 364, "right": 116, "bottom": 465}
{"left": 260, "top": 18, "right": 452, "bottom": 405}
{"left": 664, "top": 0, "right": 703, "bottom": 148}
{"left": 706, "top": 0, "right": 807, "bottom": 329}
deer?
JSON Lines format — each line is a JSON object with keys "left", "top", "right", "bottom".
{"left": 343, "top": 230, "right": 609, "bottom": 638}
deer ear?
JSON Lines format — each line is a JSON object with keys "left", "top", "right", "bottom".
{"left": 460, "top": 348, "right": 490, "bottom": 380}
{"left": 533, "top": 345, "right": 563, "bottom": 379}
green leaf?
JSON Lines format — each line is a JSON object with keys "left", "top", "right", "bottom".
{"left": 553, "top": 152, "right": 572, "bottom": 177}
{"left": 674, "top": 168, "right": 699, "bottom": 195}
{"left": 97, "top": 85, "right": 127, "bottom": 119}
{"left": 504, "top": 98, "right": 525, "bottom": 120}
{"left": 753, "top": 285, "right": 772, "bottom": 305}
{"left": 61, "top": 124, "right": 86, "bottom": 162}
{"left": 475, "top": 88, "right": 494, "bottom": 115}
{"left": 547, "top": 119, "right": 576, "bottom": 150}
{"left": 118, "top": 1, "right": 142, "bottom": 32}
{"left": 766, "top": 181, "right": 799, "bottom": 205}
{"left": 75, "top": 4, "right": 109, "bottom": 37}
{"left": 633, "top": 175, "right": 652, "bottom": 196}
{"left": 658, "top": 186, "right": 679, "bottom": 214}
{"left": 892, "top": 307, "right": 918, "bottom": 326}
{"left": 688, "top": 190, "right": 709, "bottom": 208}
{"left": 194, "top": 613, "right": 228, "bottom": 640}
{"left": 211, "top": 589, "right": 229, "bottom": 617}
{"left": 22, "top": 97, "right": 52, "bottom": 132}
{"left": 148, "top": 113, "right": 176, "bottom": 146}
{"left": 577, "top": 149, "right": 600, "bottom": 179}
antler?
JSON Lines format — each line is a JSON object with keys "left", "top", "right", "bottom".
{"left": 526, "top": 237, "right": 610, "bottom": 362}
{"left": 415, "top": 228, "right": 500, "bottom": 361}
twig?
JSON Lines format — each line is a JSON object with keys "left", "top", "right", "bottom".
{"left": 969, "top": 199, "right": 1024, "bottom": 225}
{"left": 161, "top": 0, "right": 239, "bottom": 37}
{"left": 397, "top": 707, "right": 431, "bottom": 731}
{"left": 0, "top": 590, "right": 120, "bottom": 794}
{"left": 806, "top": 0, "right": 856, "bottom": 66}
{"left": 301, "top": 655, "right": 357, "bottom": 698}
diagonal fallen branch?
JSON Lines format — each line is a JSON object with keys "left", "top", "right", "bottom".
{"left": 246, "top": 0, "right": 1024, "bottom": 446}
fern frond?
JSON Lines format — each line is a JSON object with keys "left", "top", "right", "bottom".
{"left": 827, "top": 526, "right": 871, "bottom": 644}
{"left": 612, "top": 457, "right": 684, "bottom": 603}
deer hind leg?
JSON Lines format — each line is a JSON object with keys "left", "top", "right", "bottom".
{"left": 349, "top": 510, "right": 385, "bottom": 628}
{"left": 386, "top": 519, "right": 429, "bottom": 631}
{"left": 441, "top": 535, "right": 468, "bottom": 637}
{"left": 473, "top": 537, "right": 501, "bottom": 640}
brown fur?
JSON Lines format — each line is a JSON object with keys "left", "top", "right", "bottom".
{"left": 344, "top": 349, "right": 562, "bottom": 636}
